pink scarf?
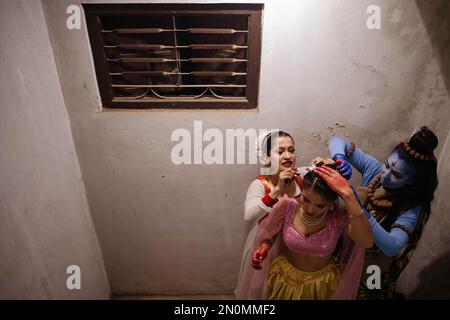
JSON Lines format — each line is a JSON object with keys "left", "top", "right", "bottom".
{"left": 236, "top": 195, "right": 365, "bottom": 300}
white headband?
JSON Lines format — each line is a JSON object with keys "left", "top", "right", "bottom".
{"left": 255, "top": 129, "right": 280, "bottom": 162}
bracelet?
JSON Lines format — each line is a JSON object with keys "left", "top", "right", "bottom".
{"left": 391, "top": 224, "right": 413, "bottom": 236}
{"left": 346, "top": 142, "right": 356, "bottom": 158}
{"left": 348, "top": 209, "right": 364, "bottom": 219}
{"left": 261, "top": 194, "right": 278, "bottom": 208}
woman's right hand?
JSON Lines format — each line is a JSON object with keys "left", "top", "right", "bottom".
{"left": 271, "top": 169, "right": 297, "bottom": 198}
{"left": 251, "top": 242, "right": 271, "bottom": 270}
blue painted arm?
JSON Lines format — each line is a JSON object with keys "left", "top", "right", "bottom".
{"left": 329, "top": 136, "right": 383, "bottom": 186}
{"left": 366, "top": 208, "right": 420, "bottom": 257}
{"left": 352, "top": 188, "right": 420, "bottom": 257}
{"left": 329, "top": 136, "right": 349, "bottom": 158}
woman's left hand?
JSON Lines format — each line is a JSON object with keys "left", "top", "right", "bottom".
{"left": 314, "top": 164, "right": 352, "bottom": 197}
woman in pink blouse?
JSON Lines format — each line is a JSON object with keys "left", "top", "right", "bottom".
{"left": 237, "top": 161, "right": 373, "bottom": 300}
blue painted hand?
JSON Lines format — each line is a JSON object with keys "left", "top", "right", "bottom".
{"left": 333, "top": 154, "right": 352, "bottom": 180}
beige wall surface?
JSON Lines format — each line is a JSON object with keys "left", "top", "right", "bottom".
{"left": 2, "top": 0, "right": 447, "bottom": 296}
{"left": 397, "top": 0, "right": 450, "bottom": 299}
{"left": 0, "top": 0, "right": 110, "bottom": 299}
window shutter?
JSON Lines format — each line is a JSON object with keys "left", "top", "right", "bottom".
{"left": 84, "top": 4, "right": 263, "bottom": 109}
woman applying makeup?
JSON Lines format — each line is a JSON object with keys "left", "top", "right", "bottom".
{"left": 235, "top": 130, "right": 303, "bottom": 299}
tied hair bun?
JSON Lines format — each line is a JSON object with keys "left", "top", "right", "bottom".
{"left": 409, "top": 126, "right": 438, "bottom": 156}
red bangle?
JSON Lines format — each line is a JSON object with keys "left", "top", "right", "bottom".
{"left": 261, "top": 194, "right": 278, "bottom": 207}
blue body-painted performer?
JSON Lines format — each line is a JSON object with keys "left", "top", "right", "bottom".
{"left": 329, "top": 126, "right": 439, "bottom": 299}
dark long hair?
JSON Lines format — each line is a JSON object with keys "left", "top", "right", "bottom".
{"left": 302, "top": 163, "right": 339, "bottom": 203}
{"left": 393, "top": 126, "right": 438, "bottom": 211}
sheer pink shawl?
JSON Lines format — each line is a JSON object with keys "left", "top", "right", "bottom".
{"left": 236, "top": 195, "right": 365, "bottom": 300}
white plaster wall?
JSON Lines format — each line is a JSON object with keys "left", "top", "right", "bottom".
{"left": 0, "top": 0, "right": 110, "bottom": 299}
{"left": 42, "top": 0, "right": 450, "bottom": 294}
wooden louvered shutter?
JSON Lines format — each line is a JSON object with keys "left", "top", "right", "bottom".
{"left": 84, "top": 4, "right": 263, "bottom": 109}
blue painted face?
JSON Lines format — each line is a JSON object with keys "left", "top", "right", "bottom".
{"left": 381, "top": 151, "right": 416, "bottom": 189}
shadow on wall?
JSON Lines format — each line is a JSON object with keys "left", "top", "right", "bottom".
{"left": 406, "top": 251, "right": 450, "bottom": 299}
{"left": 415, "top": 0, "right": 450, "bottom": 95}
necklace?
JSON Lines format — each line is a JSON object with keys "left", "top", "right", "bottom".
{"left": 298, "top": 206, "right": 327, "bottom": 226}
{"left": 366, "top": 175, "right": 393, "bottom": 208}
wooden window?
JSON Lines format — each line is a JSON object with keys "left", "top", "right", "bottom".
{"left": 84, "top": 4, "right": 263, "bottom": 109}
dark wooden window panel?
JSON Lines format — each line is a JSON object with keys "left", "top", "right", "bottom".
{"left": 83, "top": 4, "right": 263, "bottom": 109}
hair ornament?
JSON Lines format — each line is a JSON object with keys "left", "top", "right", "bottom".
{"left": 402, "top": 140, "right": 433, "bottom": 161}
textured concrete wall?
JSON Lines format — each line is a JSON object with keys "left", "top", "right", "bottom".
{"left": 396, "top": 0, "right": 450, "bottom": 299}
{"left": 415, "top": 0, "right": 450, "bottom": 95}
{"left": 397, "top": 130, "right": 450, "bottom": 299}
{"left": 0, "top": 0, "right": 110, "bottom": 299}
{"left": 42, "top": 0, "right": 450, "bottom": 294}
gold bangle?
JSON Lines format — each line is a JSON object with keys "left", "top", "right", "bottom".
{"left": 348, "top": 209, "right": 364, "bottom": 219}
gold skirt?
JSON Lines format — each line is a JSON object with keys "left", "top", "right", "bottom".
{"left": 267, "top": 255, "right": 341, "bottom": 300}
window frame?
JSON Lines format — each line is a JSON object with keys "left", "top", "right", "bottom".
{"left": 83, "top": 3, "right": 263, "bottom": 109}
